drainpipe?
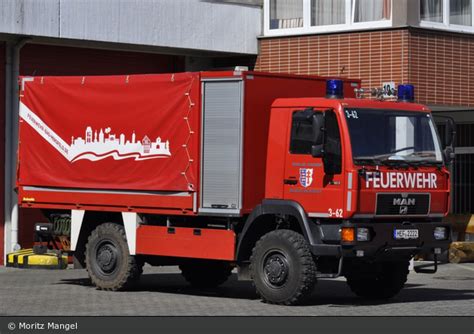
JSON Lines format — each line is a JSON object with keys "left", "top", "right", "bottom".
{"left": 4, "top": 42, "right": 13, "bottom": 260}
{"left": 5, "top": 37, "right": 30, "bottom": 255}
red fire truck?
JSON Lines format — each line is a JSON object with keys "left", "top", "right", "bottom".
{"left": 17, "top": 70, "right": 454, "bottom": 305}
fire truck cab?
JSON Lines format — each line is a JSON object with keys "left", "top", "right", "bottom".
{"left": 237, "top": 82, "right": 454, "bottom": 304}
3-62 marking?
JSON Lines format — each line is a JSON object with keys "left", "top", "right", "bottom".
{"left": 328, "top": 208, "right": 343, "bottom": 218}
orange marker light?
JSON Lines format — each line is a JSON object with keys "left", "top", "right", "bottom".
{"left": 341, "top": 227, "right": 355, "bottom": 242}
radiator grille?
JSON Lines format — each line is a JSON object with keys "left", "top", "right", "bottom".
{"left": 376, "top": 193, "right": 430, "bottom": 216}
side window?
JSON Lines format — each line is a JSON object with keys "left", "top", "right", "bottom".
{"left": 290, "top": 109, "right": 316, "bottom": 155}
{"left": 324, "top": 110, "right": 342, "bottom": 174}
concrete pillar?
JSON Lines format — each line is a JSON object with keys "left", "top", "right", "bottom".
{"left": 4, "top": 41, "right": 13, "bottom": 262}
{"left": 4, "top": 38, "right": 29, "bottom": 262}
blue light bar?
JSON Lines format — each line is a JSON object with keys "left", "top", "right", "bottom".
{"left": 326, "top": 79, "right": 344, "bottom": 99}
{"left": 398, "top": 84, "right": 415, "bottom": 102}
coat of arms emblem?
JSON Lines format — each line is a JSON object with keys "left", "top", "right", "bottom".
{"left": 299, "top": 168, "right": 314, "bottom": 188}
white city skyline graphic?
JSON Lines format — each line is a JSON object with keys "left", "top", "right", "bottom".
{"left": 69, "top": 126, "right": 171, "bottom": 162}
{"left": 20, "top": 102, "right": 172, "bottom": 163}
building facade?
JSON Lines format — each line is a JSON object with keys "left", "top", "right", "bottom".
{"left": 256, "top": 0, "right": 474, "bottom": 216}
{"left": 1, "top": 0, "right": 261, "bottom": 264}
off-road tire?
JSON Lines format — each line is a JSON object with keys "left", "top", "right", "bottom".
{"left": 85, "top": 223, "right": 143, "bottom": 291}
{"left": 250, "top": 229, "right": 317, "bottom": 305}
{"left": 346, "top": 261, "right": 409, "bottom": 299}
{"left": 179, "top": 260, "right": 233, "bottom": 288}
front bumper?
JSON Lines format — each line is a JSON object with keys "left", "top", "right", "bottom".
{"left": 310, "top": 221, "right": 451, "bottom": 261}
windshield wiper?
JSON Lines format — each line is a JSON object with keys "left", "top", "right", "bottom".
{"left": 355, "top": 151, "right": 443, "bottom": 167}
{"left": 406, "top": 151, "right": 437, "bottom": 159}
{"left": 354, "top": 157, "right": 382, "bottom": 166}
{"left": 409, "top": 161, "right": 443, "bottom": 167}
{"left": 354, "top": 153, "right": 402, "bottom": 166}
{"left": 380, "top": 158, "right": 412, "bottom": 168}
{"left": 400, "top": 152, "right": 443, "bottom": 167}
{"left": 355, "top": 157, "right": 443, "bottom": 168}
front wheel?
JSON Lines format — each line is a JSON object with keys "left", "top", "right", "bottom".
{"left": 346, "top": 261, "right": 409, "bottom": 299}
{"left": 85, "top": 223, "right": 143, "bottom": 291}
{"left": 250, "top": 230, "right": 317, "bottom": 305}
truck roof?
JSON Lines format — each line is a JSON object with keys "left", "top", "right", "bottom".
{"left": 271, "top": 97, "right": 431, "bottom": 113}
{"left": 200, "top": 70, "right": 361, "bottom": 84}
{"left": 20, "top": 70, "right": 360, "bottom": 82}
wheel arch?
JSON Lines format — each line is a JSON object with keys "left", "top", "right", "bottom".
{"left": 71, "top": 210, "right": 125, "bottom": 268}
{"left": 236, "top": 199, "right": 318, "bottom": 263}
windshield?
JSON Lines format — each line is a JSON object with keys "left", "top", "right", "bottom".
{"left": 344, "top": 108, "right": 443, "bottom": 166}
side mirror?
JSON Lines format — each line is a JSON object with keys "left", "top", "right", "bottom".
{"left": 444, "top": 118, "right": 456, "bottom": 148}
{"left": 311, "top": 113, "right": 325, "bottom": 158}
{"left": 444, "top": 146, "right": 455, "bottom": 165}
{"left": 311, "top": 144, "right": 324, "bottom": 158}
{"left": 443, "top": 118, "right": 456, "bottom": 165}
{"left": 434, "top": 115, "right": 456, "bottom": 165}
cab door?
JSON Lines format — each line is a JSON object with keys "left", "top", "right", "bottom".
{"left": 283, "top": 108, "right": 345, "bottom": 218}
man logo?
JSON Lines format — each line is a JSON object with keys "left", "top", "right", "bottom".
{"left": 394, "top": 197, "right": 415, "bottom": 215}
{"left": 393, "top": 198, "right": 416, "bottom": 206}
{"left": 399, "top": 206, "right": 408, "bottom": 215}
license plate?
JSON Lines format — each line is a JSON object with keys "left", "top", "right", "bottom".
{"left": 394, "top": 229, "right": 419, "bottom": 240}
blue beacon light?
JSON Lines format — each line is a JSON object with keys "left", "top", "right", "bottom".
{"left": 326, "top": 79, "right": 344, "bottom": 99}
{"left": 397, "top": 84, "right": 415, "bottom": 102}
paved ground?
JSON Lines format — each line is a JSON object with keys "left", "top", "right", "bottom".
{"left": 0, "top": 263, "right": 472, "bottom": 316}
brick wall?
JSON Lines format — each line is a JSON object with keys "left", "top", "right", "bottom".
{"left": 409, "top": 29, "right": 474, "bottom": 107}
{"left": 256, "top": 28, "right": 474, "bottom": 107}
{"left": 256, "top": 29, "right": 410, "bottom": 95}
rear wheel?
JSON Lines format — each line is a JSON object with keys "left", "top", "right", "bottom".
{"left": 346, "top": 261, "right": 409, "bottom": 299}
{"left": 180, "top": 260, "right": 233, "bottom": 288}
{"left": 250, "top": 229, "right": 317, "bottom": 305}
{"left": 85, "top": 223, "right": 143, "bottom": 291}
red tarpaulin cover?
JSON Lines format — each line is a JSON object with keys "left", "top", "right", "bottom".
{"left": 18, "top": 73, "right": 199, "bottom": 192}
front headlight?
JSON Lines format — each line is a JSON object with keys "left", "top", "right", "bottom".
{"left": 434, "top": 227, "right": 448, "bottom": 240}
{"left": 356, "top": 228, "right": 370, "bottom": 242}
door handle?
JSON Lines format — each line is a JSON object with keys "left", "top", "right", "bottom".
{"left": 284, "top": 178, "right": 298, "bottom": 185}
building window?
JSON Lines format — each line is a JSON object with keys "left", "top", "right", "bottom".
{"left": 420, "top": 0, "right": 444, "bottom": 23}
{"left": 264, "top": 0, "right": 393, "bottom": 36}
{"left": 419, "top": 0, "right": 474, "bottom": 32}
{"left": 311, "top": 0, "right": 345, "bottom": 26}
{"left": 353, "top": 0, "right": 391, "bottom": 22}
{"left": 270, "top": 0, "right": 304, "bottom": 30}
{"left": 450, "top": 0, "right": 472, "bottom": 26}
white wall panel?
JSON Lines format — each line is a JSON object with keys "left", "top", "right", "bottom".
{"left": 0, "top": 0, "right": 261, "bottom": 55}
{"left": 0, "top": 0, "right": 60, "bottom": 36}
